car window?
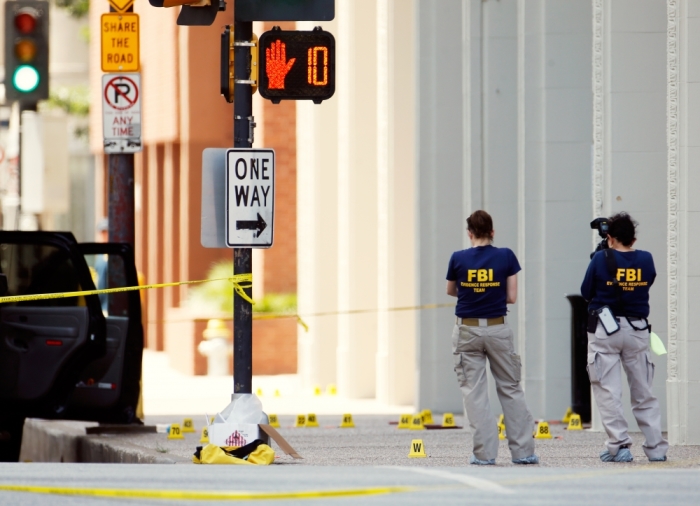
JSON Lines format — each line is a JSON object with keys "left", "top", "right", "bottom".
{"left": 83, "top": 253, "right": 129, "bottom": 317}
{"left": 0, "top": 243, "right": 83, "bottom": 307}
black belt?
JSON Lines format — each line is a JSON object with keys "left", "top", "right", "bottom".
{"left": 588, "top": 310, "right": 644, "bottom": 321}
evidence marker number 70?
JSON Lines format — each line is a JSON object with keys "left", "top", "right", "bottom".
{"left": 225, "top": 148, "right": 275, "bottom": 248}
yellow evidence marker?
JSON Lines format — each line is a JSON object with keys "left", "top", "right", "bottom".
{"left": 442, "top": 413, "right": 456, "bottom": 428}
{"left": 410, "top": 414, "right": 425, "bottom": 430}
{"left": 534, "top": 421, "right": 552, "bottom": 439}
{"left": 567, "top": 413, "right": 583, "bottom": 431}
{"left": 168, "top": 424, "right": 184, "bottom": 440}
{"left": 408, "top": 439, "right": 427, "bottom": 458}
{"left": 498, "top": 423, "right": 506, "bottom": 440}
{"left": 340, "top": 414, "right": 355, "bottom": 428}
{"left": 421, "top": 409, "right": 434, "bottom": 425}
{"left": 200, "top": 426, "right": 209, "bottom": 444}
{"left": 268, "top": 414, "right": 281, "bottom": 428}
{"left": 326, "top": 383, "right": 337, "bottom": 395}
{"left": 397, "top": 414, "right": 412, "bottom": 429}
{"left": 498, "top": 413, "right": 505, "bottom": 426}
{"left": 182, "top": 418, "right": 196, "bottom": 433}
{"left": 561, "top": 406, "right": 573, "bottom": 424}
{"left": 256, "top": 387, "right": 263, "bottom": 397}
{"left": 313, "top": 385, "right": 322, "bottom": 396}
{"left": 294, "top": 415, "right": 306, "bottom": 428}
{"left": 274, "top": 389, "right": 281, "bottom": 397}
{"left": 306, "top": 414, "right": 320, "bottom": 427}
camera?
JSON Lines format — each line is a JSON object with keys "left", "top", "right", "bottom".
{"left": 590, "top": 217, "right": 609, "bottom": 258}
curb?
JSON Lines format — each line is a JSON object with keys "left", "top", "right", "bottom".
{"left": 19, "top": 419, "right": 190, "bottom": 464}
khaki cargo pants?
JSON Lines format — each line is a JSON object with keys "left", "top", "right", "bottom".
{"left": 587, "top": 318, "right": 668, "bottom": 459}
{"left": 452, "top": 321, "right": 535, "bottom": 461}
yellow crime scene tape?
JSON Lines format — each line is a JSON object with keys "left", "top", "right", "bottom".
{"left": 0, "top": 273, "right": 456, "bottom": 331}
{"left": 0, "top": 483, "right": 416, "bottom": 501}
{"left": 254, "top": 302, "right": 457, "bottom": 332}
{"left": 0, "top": 274, "right": 254, "bottom": 306}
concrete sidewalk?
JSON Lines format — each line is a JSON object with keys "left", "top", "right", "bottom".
{"left": 20, "top": 415, "right": 700, "bottom": 469}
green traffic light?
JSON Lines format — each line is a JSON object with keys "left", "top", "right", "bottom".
{"left": 12, "top": 65, "right": 40, "bottom": 93}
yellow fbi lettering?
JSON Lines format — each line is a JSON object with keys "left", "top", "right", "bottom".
{"left": 608, "top": 269, "right": 648, "bottom": 291}
{"left": 616, "top": 268, "right": 642, "bottom": 282}
{"left": 461, "top": 269, "right": 499, "bottom": 293}
{"left": 467, "top": 269, "right": 493, "bottom": 282}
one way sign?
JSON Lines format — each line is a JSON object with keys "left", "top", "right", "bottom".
{"left": 226, "top": 148, "right": 275, "bottom": 248}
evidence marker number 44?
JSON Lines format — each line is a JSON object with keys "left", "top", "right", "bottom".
{"left": 225, "top": 148, "right": 275, "bottom": 248}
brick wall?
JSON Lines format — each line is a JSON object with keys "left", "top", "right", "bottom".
{"left": 261, "top": 21, "right": 297, "bottom": 295}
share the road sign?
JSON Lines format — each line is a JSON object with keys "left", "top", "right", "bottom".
{"left": 226, "top": 149, "right": 275, "bottom": 248}
{"left": 102, "top": 73, "right": 142, "bottom": 154}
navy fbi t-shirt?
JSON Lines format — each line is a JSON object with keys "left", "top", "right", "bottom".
{"left": 581, "top": 249, "right": 656, "bottom": 318}
{"left": 446, "top": 245, "right": 521, "bottom": 318}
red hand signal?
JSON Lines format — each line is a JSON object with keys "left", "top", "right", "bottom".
{"left": 266, "top": 40, "right": 296, "bottom": 90}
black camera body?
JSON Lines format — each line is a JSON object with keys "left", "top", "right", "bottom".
{"left": 590, "top": 217, "right": 610, "bottom": 258}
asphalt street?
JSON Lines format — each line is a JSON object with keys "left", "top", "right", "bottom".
{"left": 1, "top": 462, "right": 699, "bottom": 505}
{"left": 4, "top": 415, "right": 700, "bottom": 505}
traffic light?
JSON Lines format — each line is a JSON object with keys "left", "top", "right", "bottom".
{"left": 148, "top": 0, "right": 222, "bottom": 26}
{"left": 220, "top": 26, "right": 258, "bottom": 103}
{"left": 259, "top": 27, "right": 335, "bottom": 104}
{"left": 235, "top": 0, "right": 334, "bottom": 21}
{"left": 4, "top": 1, "right": 49, "bottom": 103}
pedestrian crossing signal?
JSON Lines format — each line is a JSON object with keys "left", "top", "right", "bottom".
{"left": 259, "top": 27, "right": 335, "bottom": 104}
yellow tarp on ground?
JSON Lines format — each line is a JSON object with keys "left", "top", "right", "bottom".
{"left": 192, "top": 444, "right": 275, "bottom": 465}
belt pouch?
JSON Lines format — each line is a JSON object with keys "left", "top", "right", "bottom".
{"left": 587, "top": 314, "right": 599, "bottom": 334}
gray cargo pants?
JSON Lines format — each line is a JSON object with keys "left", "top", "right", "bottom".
{"left": 452, "top": 321, "right": 535, "bottom": 461}
{"left": 587, "top": 318, "right": 668, "bottom": 459}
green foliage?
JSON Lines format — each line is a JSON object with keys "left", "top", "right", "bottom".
{"left": 43, "top": 86, "right": 90, "bottom": 117}
{"left": 255, "top": 293, "right": 297, "bottom": 314}
{"left": 54, "top": 0, "right": 90, "bottom": 19}
{"left": 188, "top": 260, "right": 297, "bottom": 314}
{"left": 79, "top": 25, "right": 90, "bottom": 44}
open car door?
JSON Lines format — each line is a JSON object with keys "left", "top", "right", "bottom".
{"left": 0, "top": 232, "right": 107, "bottom": 461}
{"left": 68, "top": 242, "right": 143, "bottom": 424}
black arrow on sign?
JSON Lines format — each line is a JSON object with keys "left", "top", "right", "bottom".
{"left": 236, "top": 213, "right": 267, "bottom": 238}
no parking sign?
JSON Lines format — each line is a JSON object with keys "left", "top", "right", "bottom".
{"left": 102, "top": 73, "right": 142, "bottom": 154}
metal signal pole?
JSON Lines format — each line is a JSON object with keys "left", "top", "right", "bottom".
{"left": 107, "top": 4, "right": 135, "bottom": 316}
{"left": 108, "top": 4, "right": 135, "bottom": 247}
{"left": 232, "top": 16, "right": 254, "bottom": 394}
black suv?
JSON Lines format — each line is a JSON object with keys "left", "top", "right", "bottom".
{"left": 0, "top": 232, "right": 144, "bottom": 461}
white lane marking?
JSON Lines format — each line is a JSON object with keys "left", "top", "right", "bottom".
{"left": 385, "top": 466, "right": 514, "bottom": 495}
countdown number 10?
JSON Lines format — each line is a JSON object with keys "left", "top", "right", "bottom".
{"left": 307, "top": 46, "right": 328, "bottom": 86}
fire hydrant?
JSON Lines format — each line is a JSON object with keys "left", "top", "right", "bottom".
{"left": 198, "top": 319, "right": 232, "bottom": 376}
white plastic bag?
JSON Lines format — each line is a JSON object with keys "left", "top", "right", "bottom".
{"left": 216, "top": 394, "right": 263, "bottom": 424}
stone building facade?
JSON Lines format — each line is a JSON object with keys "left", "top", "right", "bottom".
{"left": 297, "top": 0, "right": 699, "bottom": 445}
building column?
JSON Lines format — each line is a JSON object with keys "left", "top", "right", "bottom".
{"left": 375, "top": 0, "right": 417, "bottom": 405}
{"left": 162, "top": 142, "right": 180, "bottom": 309}
{"left": 591, "top": 0, "right": 668, "bottom": 430}
{"left": 416, "top": 0, "right": 471, "bottom": 412}
{"left": 335, "top": 0, "right": 379, "bottom": 398}
{"left": 147, "top": 145, "right": 164, "bottom": 350}
{"left": 415, "top": 0, "right": 594, "bottom": 418}
{"left": 295, "top": 23, "right": 340, "bottom": 391}
{"left": 519, "top": 0, "right": 593, "bottom": 421}
{"left": 666, "top": 0, "right": 700, "bottom": 445}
